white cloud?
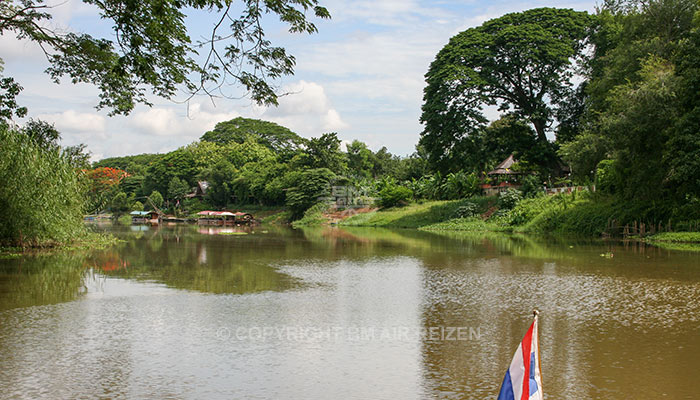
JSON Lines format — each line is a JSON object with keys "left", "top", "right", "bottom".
{"left": 38, "top": 110, "right": 106, "bottom": 134}
{"left": 130, "top": 102, "right": 239, "bottom": 139}
{"left": 258, "top": 80, "right": 348, "bottom": 136}
{"left": 323, "top": 0, "right": 453, "bottom": 26}
{"left": 131, "top": 108, "right": 178, "bottom": 136}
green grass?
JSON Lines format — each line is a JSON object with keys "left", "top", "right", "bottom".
{"left": 341, "top": 197, "right": 495, "bottom": 229}
{"left": 646, "top": 232, "right": 700, "bottom": 243}
{"left": 514, "top": 195, "right": 616, "bottom": 236}
{"left": 337, "top": 191, "right": 700, "bottom": 240}
{"left": 291, "top": 203, "right": 330, "bottom": 228}
{"left": 259, "top": 210, "right": 292, "bottom": 224}
{"left": 420, "top": 217, "right": 508, "bottom": 232}
{"left": 1, "top": 232, "right": 121, "bottom": 256}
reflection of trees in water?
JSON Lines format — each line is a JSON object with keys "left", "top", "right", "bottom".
{"left": 0, "top": 252, "right": 89, "bottom": 310}
{"left": 94, "top": 226, "right": 303, "bottom": 295}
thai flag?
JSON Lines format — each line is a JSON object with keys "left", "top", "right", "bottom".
{"left": 497, "top": 313, "right": 543, "bottom": 400}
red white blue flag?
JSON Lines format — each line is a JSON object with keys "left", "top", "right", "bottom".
{"left": 497, "top": 312, "right": 543, "bottom": 400}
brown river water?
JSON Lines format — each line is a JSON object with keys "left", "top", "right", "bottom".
{"left": 1, "top": 224, "right": 699, "bottom": 399}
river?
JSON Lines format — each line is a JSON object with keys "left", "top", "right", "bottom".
{"left": 1, "top": 224, "right": 699, "bottom": 399}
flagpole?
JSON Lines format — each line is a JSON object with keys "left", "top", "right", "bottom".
{"left": 533, "top": 309, "right": 542, "bottom": 395}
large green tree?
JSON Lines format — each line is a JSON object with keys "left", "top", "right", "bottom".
{"left": 292, "top": 132, "right": 347, "bottom": 173}
{"left": 420, "top": 8, "right": 594, "bottom": 173}
{"left": 0, "top": 0, "right": 330, "bottom": 116}
{"left": 346, "top": 140, "right": 374, "bottom": 179}
{"left": 201, "top": 117, "right": 305, "bottom": 155}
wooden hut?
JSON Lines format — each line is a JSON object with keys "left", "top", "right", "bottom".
{"left": 197, "top": 211, "right": 255, "bottom": 226}
{"left": 130, "top": 211, "right": 160, "bottom": 224}
{"left": 481, "top": 154, "right": 534, "bottom": 196}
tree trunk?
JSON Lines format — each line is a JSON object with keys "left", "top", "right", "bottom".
{"left": 532, "top": 119, "right": 548, "bottom": 142}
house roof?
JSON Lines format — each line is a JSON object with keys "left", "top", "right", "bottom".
{"left": 487, "top": 154, "right": 528, "bottom": 175}
{"left": 198, "top": 181, "right": 209, "bottom": 193}
{"left": 130, "top": 211, "right": 151, "bottom": 216}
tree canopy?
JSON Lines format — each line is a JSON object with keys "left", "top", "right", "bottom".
{"left": 0, "top": 0, "right": 330, "bottom": 116}
{"left": 201, "top": 117, "right": 306, "bottom": 154}
{"left": 420, "top": 8, "right": 594, "bottom": 173}
{"left": 561, "top": 0, "right": 700, "bottom": 201}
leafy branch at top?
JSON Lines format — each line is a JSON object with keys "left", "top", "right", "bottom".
{"left": 0, "top": 0, "right": 330, "bottom": 117}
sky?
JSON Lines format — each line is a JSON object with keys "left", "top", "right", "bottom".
{"left": 1, "top": 0, "right": 596, "bottom": 161}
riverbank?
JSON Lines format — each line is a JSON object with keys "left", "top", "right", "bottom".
{"left": 335, "top": 192, "right": 700, "bottom": 242}
{"left": 0, "top": 232, "right": 121, "bottom": 258}
{"left": 644, "top": 232, "right": 700, "bottom": 251}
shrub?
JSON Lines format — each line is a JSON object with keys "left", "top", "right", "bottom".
{"left": 453, "top": 202, "right": 479, "bottom": 218}
{"left": 109, "top": 191, "right": 129, "bottom": 215}
{"left": 291, "top": 202, "right": 330, "bottom": 227}
{"left": 520, "top": 174, "right": 544, "bottom": 198}
{"left": 131, "top": 201, "right": 144, "bottom": 211}
{"left": 498, "top": 188, "right": 523, "bottom": 210}
{"left": 377, "top": 185, "right": 413, "bottom": 208}
{"left": 148, "top": 190, "right": 164, "bottom": 210}
{"left": 595, "top": 159, "right": 621, "bottom": 194}
{"left": 440, "top": 171, "right": 482, "bottom": 199}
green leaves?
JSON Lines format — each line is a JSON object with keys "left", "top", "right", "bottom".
{"left": 0, "top": 125, "right": 86, "bottom": 247}
{"left": 285, "top": 168, "right": 335, "bottom": 218}
{"left": 420, "top": 8, "right": 594, "bottom": 174}
{"left": 201, "top": 117, "right": 305, "bottom": 155}
{"left": 2, "top": 0, "right": 330, "bottom": 115}
{"left": 0, "top": 76, "right": 27, "bottom": 120}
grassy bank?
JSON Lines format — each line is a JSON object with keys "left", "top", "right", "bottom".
{"left": 0, "top": 232, "right": 121, "bottom": 258}
{"left": 643, "top": 232, "right": 700, "bottom": 252}
{"left": 341, "top": 197, "right": 495, "bottom": 229}
{"left": 339, "top": 191, "right": 700, "bottom": 241}
{"left": 291, "top": 203, "right": 330, "bottom": 228}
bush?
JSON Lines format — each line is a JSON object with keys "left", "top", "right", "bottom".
{"left": 109, "top": 191, "right": 129, "bottom": 215}
{"left": 498, "top": 188, "right": 522, "bottom": 210}
{"left": 453, "top": 202, "right": 479, "bottom": 218}
{"left": 291, "top": 202, "right": 330, "bottom": 227}
{"left": 520, "top": 174, "right": 544, "bottom": 198}
{"left": 285, "top": 168, "right": 336, "bottom": 218}
{"left": 440, "top": 171, "right": 482, "bottom": 199}
{"left": 595, "top": 159, "right": 621, "bottom": 194}
{"left": 377, "top": 185, "right": 413, "bottom": 208}
{"left": 182, "top": 198, "right": 210, "bottom": 215}
{"left": 508, "top": 194, "right": 559, "bottom": 226}
{"left": 148, "top": 190, "right": 164, "bottom": 210}
{"left": 131, "top": 201, "right": 144, "bottom": 211}
{"left": 0, "top": 125, "right": 85, "bottom": 247}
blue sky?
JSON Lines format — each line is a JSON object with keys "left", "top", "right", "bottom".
{"left": 1, "top": 0, "right": 596, "bottom": 160}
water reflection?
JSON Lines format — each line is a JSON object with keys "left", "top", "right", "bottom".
{"left": 0, "top": 225, "right": 699, "bottom": 399}
{"left": 90, "top": 225, "right": 302, "bottom": 295}
{"left": 0, "top": 252, "right": 88, "bottom": 311}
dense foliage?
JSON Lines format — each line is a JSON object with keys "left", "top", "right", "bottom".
{"left": 87, "top": 117, "right": 456, "bottom": 218}
{"left": 560, "top": 0, "right": 700, "bottom": 208}
{"left": 420, "top": 8, "right": 593, "bottom": 174}
{"left": 0, "top": 124, "right": 86, "bottom": 246}
{"left": 413, "top": 1, "right": 700, "bottom": 230}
